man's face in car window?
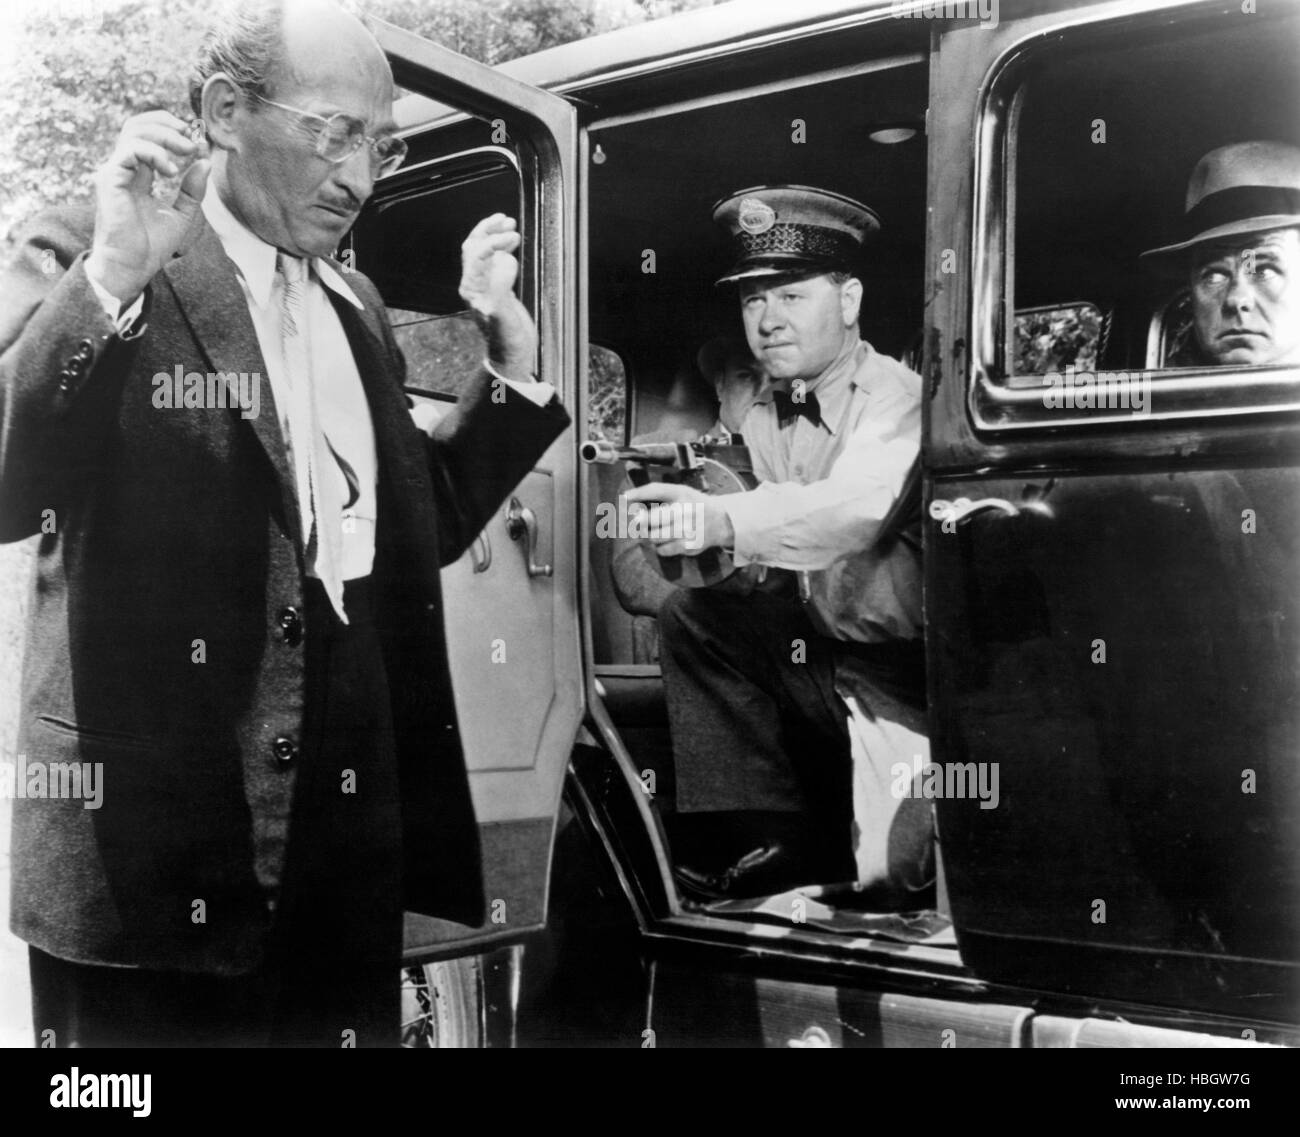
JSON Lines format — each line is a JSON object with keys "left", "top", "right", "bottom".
{"left": 738, "top": 271, "right": 861, "bottom": 383}
{"left": 1189, "top": 228, "right": 1300, "bottom": 367}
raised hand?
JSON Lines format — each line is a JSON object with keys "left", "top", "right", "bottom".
{"left": 459, "top": 213, "right": 537, "bottom": 382}
{"left": 84, "top": 110, "right": 210, "bottom": 304}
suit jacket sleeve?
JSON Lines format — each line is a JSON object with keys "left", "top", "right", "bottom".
{"left": 362, "top": 283, "right": 570, "bottom": 567}
{"left": 0, "top": 207, "right": 146, "bottom": 542}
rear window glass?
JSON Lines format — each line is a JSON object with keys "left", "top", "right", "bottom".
{"left": 390, "top": 309, "right": 486, "bottom": 400}
{"left": 1006, "top": 14, "right": 1298, "bottom": 380}
{"left": 1013, "top": 303, "right": 1103, "bottom": 376}
{"left": 587, "top": 344, "right": 627, "bottom": 444}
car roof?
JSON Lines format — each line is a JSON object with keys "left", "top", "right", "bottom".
{"left": 392, "top": 0, "right": 895, "bottom": 129}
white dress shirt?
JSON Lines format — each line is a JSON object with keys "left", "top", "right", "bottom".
{"left": 87, "top": 186, "right": 556, "bottom": 590}
{"left": 720, "top": 339, "right": 923, "bottom": 644}
{"left": 201, "top": 188, "right": 379, "bottom": 581}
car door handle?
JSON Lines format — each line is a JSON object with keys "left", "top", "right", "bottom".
{"left": 928, "top": 497, "right": 1053, "bottom": 525}
{"left": 470, "top": 531, "right": 492, "bottom": 574}
{"left": 787, "top": 1026, "right": 833, "bottom": 1048}
{"left": 505, "top": 496, "right": 553, "bottom": 578}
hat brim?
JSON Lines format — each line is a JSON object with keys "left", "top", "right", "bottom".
{"left": 1140, "top": 214, "right": 1300, "bottom": 274}
{"left": 714, "top": 257, "right": 851, "bottom": 286}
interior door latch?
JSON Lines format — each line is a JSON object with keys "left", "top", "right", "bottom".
{"left": 506, "top": 496, "right": 553, "bottom": 578}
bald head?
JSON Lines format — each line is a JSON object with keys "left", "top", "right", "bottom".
{"left": 278, "top": 0, "right": 392, "bottom": 102}
{"left": 196, "top": 0, "right": 399, "bottom": 257}
{"left": 191, "top": 0, "right": 392, "bottom": 119}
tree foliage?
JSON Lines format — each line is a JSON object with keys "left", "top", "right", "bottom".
{"left": 0, "top": 0, "right": 717, "bottom": 239}
{"left": 1013, "top": 304, "right": 1103, "bottom": 375}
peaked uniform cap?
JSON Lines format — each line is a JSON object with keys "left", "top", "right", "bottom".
{"left": 712, "top": 184, "right": 880, "bottom": 284}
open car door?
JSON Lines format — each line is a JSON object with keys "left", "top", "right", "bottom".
{"left": 351, "top": 21, "right": 581, "bottom": 962}
{"left": 923, "top": 0, "right": 1300, "bottom": 1027}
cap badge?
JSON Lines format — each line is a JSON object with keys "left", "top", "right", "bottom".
{"left": 737, "top": 197, "right": 777, "bottom": 235}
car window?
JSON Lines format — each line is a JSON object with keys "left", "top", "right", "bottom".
{"left": 351, "top": 152, "right": 522, "bottom": 402}
{"left": 973, "top": 6, "right": 1300, "bottom": 427}
{"left": 587, "top": 344, "right": 627, "bottom": 444}
{"left": 389, "top": 309, "right": 486, "bottom": 400}
{"left": 1013, "top": 302, "right": 1104, "bottom": 376}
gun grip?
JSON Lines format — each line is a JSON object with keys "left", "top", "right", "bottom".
{"left": 696, "top": 548, "right": 723, "bottom": 581}
{"left": 658, "top": 553, "right": 684, "bottom": 581}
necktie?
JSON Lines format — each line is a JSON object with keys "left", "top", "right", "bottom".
{"left": 772, "top": 388, "right": 821, "bottom": 427}
{"left": 278, "top": 252, "right": 348, "bottom": 624}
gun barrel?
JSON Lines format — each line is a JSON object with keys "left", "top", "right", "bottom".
{"left": 579, "top": 439, "right": 681, "bottom": 466}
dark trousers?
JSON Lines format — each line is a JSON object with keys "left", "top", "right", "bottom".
{"left": 30, "top": 577, "right": 405, "bottom": 1048}
{"left": 658, "top": 587, "right": 928, "bottom": 870}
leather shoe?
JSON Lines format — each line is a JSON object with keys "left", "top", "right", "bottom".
{"left": 673, "top": 838, "right": 825, "bottom": 903}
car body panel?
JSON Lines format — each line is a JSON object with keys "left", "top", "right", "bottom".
{"left": 377, "top": 0, "right": 1299, "bottom": 1042}
{"left": 364, "top": 21, "right": 584, "bottom": 961}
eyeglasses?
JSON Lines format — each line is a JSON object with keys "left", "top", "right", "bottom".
{"left": 251, "top": 94, "right": 408, "bottom": 177}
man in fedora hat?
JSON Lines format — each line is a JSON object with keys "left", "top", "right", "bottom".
{"left": 625, "top": 185, "right": 932, "bottom": 903}
{"left": 1143, "top": 140, "right": 1300, "bottom": 368}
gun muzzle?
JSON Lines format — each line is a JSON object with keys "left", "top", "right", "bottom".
{"left": 579, "top": 440, "right": 682, "bottom": 466}
{"left": 579, "top": 439, "right": 621, "bottom": 464}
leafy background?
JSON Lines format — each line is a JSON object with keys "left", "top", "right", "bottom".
{"left": 0, "top": 0, "right": 712, "bottom": 751}
{"left": 0, "top": 0, "right": 715, "bottom": 239}
{"left": 1012, "top": 304, "right": 1102, "bottom": 376}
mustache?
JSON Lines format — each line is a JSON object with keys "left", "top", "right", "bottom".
{"left": 317, "top": 190, "right": 362, "bottom": 215}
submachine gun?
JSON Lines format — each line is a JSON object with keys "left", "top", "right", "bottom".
{"left": 580, "top": 435, "right": 923, "bottom": 592}
{"left": 580, "top": 435, "right": 756, "bottom": 588}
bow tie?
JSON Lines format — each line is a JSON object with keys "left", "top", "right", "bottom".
{"left": 772, "top": 388, "right": 821, "bottom": 427}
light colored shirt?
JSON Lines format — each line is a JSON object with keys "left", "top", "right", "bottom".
{"left": 720, "top": 338, "right": 923, "bottom": 644}
{"left": 202, "top": 188, "right": 379, "bottom": 581}
{"left": 87, "top": 187, "right": 555, "bottom": 585}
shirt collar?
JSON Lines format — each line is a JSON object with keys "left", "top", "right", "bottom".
{"left": 201, "top": 187, "right": 364, "bottom": 311}
{"left": 753, "top": 338, "right": 872, "bottom": 437}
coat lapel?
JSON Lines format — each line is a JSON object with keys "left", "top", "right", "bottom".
{"left": 162, "top": 221, "right": 303, "bottom": 548}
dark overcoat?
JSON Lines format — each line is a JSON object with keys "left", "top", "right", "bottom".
{"left": 0, "top": 206, "right": 568, "bottom": 974}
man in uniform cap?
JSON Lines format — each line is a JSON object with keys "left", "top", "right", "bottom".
{"left": 626, "top": 185, "right": 933, "bottom": 902}
{"left": 1143, "top": 140, "right": 1300, "bottom": 368}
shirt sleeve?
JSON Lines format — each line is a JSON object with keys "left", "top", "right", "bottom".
{"left": 483, "top": 357, "right": 556, "bottom": 406}
{"left": 85, "top": 267, "right": 145, "bottom": 335}
{"left": 408, "top": 362, "right": 556, "bottom": 432}
{"left": 720, "top": 383, "right": 920, "bottom": 572}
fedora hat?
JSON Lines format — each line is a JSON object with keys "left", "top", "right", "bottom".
{"left": 1142, "top": 140, "right": 1300, "bottom": 271}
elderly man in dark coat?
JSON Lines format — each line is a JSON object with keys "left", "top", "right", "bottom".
{"left": 0, "top": 0, "right": 567, "bottom": 1046}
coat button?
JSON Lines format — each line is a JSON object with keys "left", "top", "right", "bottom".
{"left": 271, "top": 736, "right": 298, "bottom": 766}
{"left": 277, "top": 605, "right": 303, "bottom": 646}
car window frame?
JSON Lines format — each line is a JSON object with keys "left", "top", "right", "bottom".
{"left": 967, "top": 5, "right": 1300, "bottom": 434}
{"left": 349, "top": 146, "right": 524, "bottom": 403}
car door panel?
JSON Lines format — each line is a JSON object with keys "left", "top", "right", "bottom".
{"left": 365, "top": 21, "right": 581, "bottom": 956}
{"left": 924, "top": 2, "right": 1300, "bottom": 1023}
